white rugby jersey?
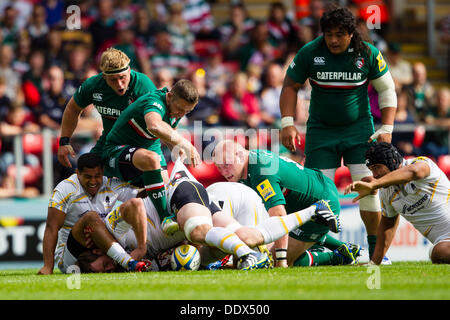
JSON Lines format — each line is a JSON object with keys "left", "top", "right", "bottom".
{"left": 380, "top": 156, "right": 450, "bottom": 240}
{"left": 206, "top": 182, "right": 269, "bottom": 226}
{"left": 49, "top": 174, "right": 139, "bottom": 254}
{"left": 114, "top": 197, "right": 186, "bottom": 258}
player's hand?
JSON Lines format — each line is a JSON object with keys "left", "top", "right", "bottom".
{"left": 37, "top": 266, "right": 53, "bottom": 275}
{"left": 175, "top": 140, "right": 201, "bottom": 167}
{"left": 281, "top": 126, "right": 302, "bottom": 153}
{"left": 344, "top": 181, "right": 374, "bottom": 203}
{"left": 57, "top": 144, "right": 76, "bottom": 168}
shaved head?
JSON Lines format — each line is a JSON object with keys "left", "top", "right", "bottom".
{"left": 212, "top": 140, "right": 249, "bottom": 182}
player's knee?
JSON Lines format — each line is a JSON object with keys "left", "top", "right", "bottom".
{"left": 135, "top": 149, "right": 161, "bottom": 171}
{"left": 235, "top": 228, "right": 259, "bottom": 248}
{"left": 430, "top": 241, "right": 450, "bottom": 264}
{"left": 82, "top": 211, "right": 102, "bottom": 225}
{"left": 121, "top": 198, "right": 145, "bottom": 220}
{"left": 183, "top": 215, "right": 213, "bottom": 244}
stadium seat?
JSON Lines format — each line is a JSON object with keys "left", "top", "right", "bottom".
{"left": 334, "top": 165, "right": 352, "bottom": 190}
{"left": 294, "top": 133, "right": 306, "bottom": 152}
{"left": 22, "top": 133, "right": 44, "bottom": 155}
{"left": 7, "top": 164, "right": 43, "bottom": 185}
{"left": 438, "top": 155, "right": 450, "bottom": 178}
{"left": 412, "top": 125, "right": 425, "bottom": 148}
{"left": 193, "top": 39, "right": 221, "bottom": 58}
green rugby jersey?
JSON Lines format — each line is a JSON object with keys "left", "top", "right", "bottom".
{"left": 241, "top": 150, "right": 332, "bottom": 212}
{"left": 104, "top": 88, "right": 181, "bottom": 153}
{"left": 287, "top": 36, "right": 388, "bottom": 126}
{"left": 73, "top": 70, "right": 156, "bottom": 154}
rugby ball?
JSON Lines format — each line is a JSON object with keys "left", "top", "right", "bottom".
{"left": 170, "top": 244, "right": 201, "bottom": 271}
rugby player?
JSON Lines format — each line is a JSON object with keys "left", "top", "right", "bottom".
{"left": 102, "top": 80, "right": 201, "bottom": 235}
{"left": 345, "top": 142, "right": 450, "bottom": 264}
{"left": 206, "top": 181, "right": 361, "bottom": 267}
{"left": 57, "top": 48, "right": 156, "bottom": 168}
{"left": 38, "top": 153, "right": 142, "bottom": 274}
{"left": 212, "top": 140, "right": 345, "bottom": 267}
{"left": 279, "top": 7, "right": 397, "bottom": 260}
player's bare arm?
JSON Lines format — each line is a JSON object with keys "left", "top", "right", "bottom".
{"left": 58, "top": 97, "right": 83, "bottom": 167}
{"left": 371, "top": 215, "right": 400, "bottom": 265}
{"left": 144, "top": 111, "right": 200, "bottom": 166}
{"left": 280, "top": 75, "right": 303, "bottom": 152}
{"left": 346, "top": 161, "right": 431, "bottom": 202}
{"left": 38, "top": 208, "right": 66, "bottom": 275}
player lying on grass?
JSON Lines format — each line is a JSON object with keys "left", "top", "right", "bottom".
{"left": 39, "top": 153, "right": 140, "bottom": 275}
{"left": 102, "top": 79, "right": 201, "bottom": 236}
{"left": 205, "top": 182, "right": 360, "bottom": 268}
{"left": 60, "top": 196, "right": 187, "bottom": 273}
{"left": 212, "top": 140, "right": 343, "bottom": 267}
{"left": 345, "top": 142, "right": 450, "bottom": 264}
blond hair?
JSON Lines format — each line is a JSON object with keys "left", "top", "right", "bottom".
{"left": 99, "top": 48, "right": 130, "bottom": 74}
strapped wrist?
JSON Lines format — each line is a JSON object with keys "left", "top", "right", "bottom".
{"left": 59, "top": 136, "right": 70, "bottom": 146}
{"left": 281, "top": 116, "right": 294, "bottom": 129}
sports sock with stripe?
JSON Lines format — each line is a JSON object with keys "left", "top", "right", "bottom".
{"left": 254, "top": 206, "right": 315, "bottom": 244}
{"left": 205, "top": 227, "right": 253, "bottom": 258}
{"left": 106, "top": 242, "right": 133, "bottom": 270}
{"left": 294, "top": 250, "right": 343, "bottom": 266}
{"left": 143, "top": 169, "right": 170, "bottom": 221}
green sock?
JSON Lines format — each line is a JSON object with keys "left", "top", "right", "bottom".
{"left": 294, "top": 250, "right": 338, "bottom": 266}
{"left": 143, "top": 169, "right": 170, "bottom": 221}
{"left": 367, "top": 235, "right": 377, "bottom": 259}
{"left": 321, "top": 234, "right": 346, "bottom": 251}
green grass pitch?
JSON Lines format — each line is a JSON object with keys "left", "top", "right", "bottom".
{"left": 0, "top": 262, "right": 448, "bottom": 300}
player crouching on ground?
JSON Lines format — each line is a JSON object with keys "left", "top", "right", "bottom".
{"left": 345, "top": 142, "right": 450, "bottom": 264}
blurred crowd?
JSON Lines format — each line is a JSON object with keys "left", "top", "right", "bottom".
{"left": 0, "top": 0, "right": 448, "bottom": 197}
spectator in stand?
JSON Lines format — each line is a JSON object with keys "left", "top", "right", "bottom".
{"left": 259, "top": 62, "right": 285, "bottom": 128}
{"left": 438, "top": 14, "right": 450, "bottom": 82}
{"left": 204, "top": 50, "right": 228, "bottom": 97}
{"left": 404, "top": 62, "right": 435, "bottom": 122}
{"left": 147, "top": 27, "right": 189, "bottom": 80}
{"left": 0, "top": 44, "right": 20, "bottom": 100}
{"left": 0, "top": 88, "right": 41, "bottom": 198}
{"left": 45, "top": 27, "right": 64, "bottom": 68}
{"left": 63, "top": 44, "right": 90, "bottom": 96}
{"left": 385, "top": 42, "right": 413, "bottom": 88}
{"left": 287, "top": 24, "right": 314, "bottom": 55}
{"left": 89, "top": 0, "right": 117, "bottom": 56}
{"left": 421, "top": 87, "right": 450, "bottom": 159}
{"left": 35, "top": 65, "right": 70, "bottom": 131}
{"left": 1, "top": 5, "right": 21, "bottom": 46}
{"left": 22, "top": 49, "right": 45, "bottom": 108}
{"left": 219, "top": 3, "right": 255, "bottom": 61}
{"left": 169, "top": 0, "right": 216, "bottom": 40}
{"left": 43, "top": 0, "right": 64, "bottom": 28}
{"left": 133, "top": 7, "right": 163, "bottom": 51}
{"left": 167, "top": 3, "right": 196, "bottom": 60}
{"left": 220, "top": 72, "right": 261, "bottom": 128}
{"left": 155, "top": 68, "right": 174, "bottom": 90}
{"left": 356, "top": 18, "right": 387, "bottom": 54}
{"left": 113, "top": 0, "right": 139, "bottom": 29}
{"left": 238, "top": 20, "right": 278, "bottom": 72}
{"left": 392, "top": 87, "right": 417, "bottom": 157}
{"left": 298, "top": 0, "right": 324, "bottom": 38}
{"left": 266, "top": 2, "right": 298, "bottom": 57}
{"left": 186, "top": 68, "right": 221, "bottom": 127}
{"left": 27, "top": 3, "right": 49, "bottom": 50}
{"left": 12, "top": 33, "right": 32, "bottom": 76}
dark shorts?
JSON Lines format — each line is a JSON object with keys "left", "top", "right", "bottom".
{"left": 170, "top": 180, "right": 221, "bottom": 215}
{"left": 104, "top": 145, "right": 167, "bottom": 187}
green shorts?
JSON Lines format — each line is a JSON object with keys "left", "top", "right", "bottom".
{"left": 102, "top": 143, "right": 167, "bottom": 183}
{"left": 304, "top": 118, "right": 375, "bottom": 169}
{"left": 288, "top": 178, "right": 340, "bottom": 243}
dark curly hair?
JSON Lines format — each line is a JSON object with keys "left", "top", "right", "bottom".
{"left": 365, "top": 142, "right": 404, "bottom": 172}
{"left": 320, "top": 6, "right": 370, "bottom": 61}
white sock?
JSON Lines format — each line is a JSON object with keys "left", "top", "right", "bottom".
{"left": 205, "top": 227, "right": 253, "bottom": 258}
{"left": 255, "top": 206, "right": 315, "bottom": 244}
{"left": 106, "top": 242, "right": 133, "bottom": 270}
